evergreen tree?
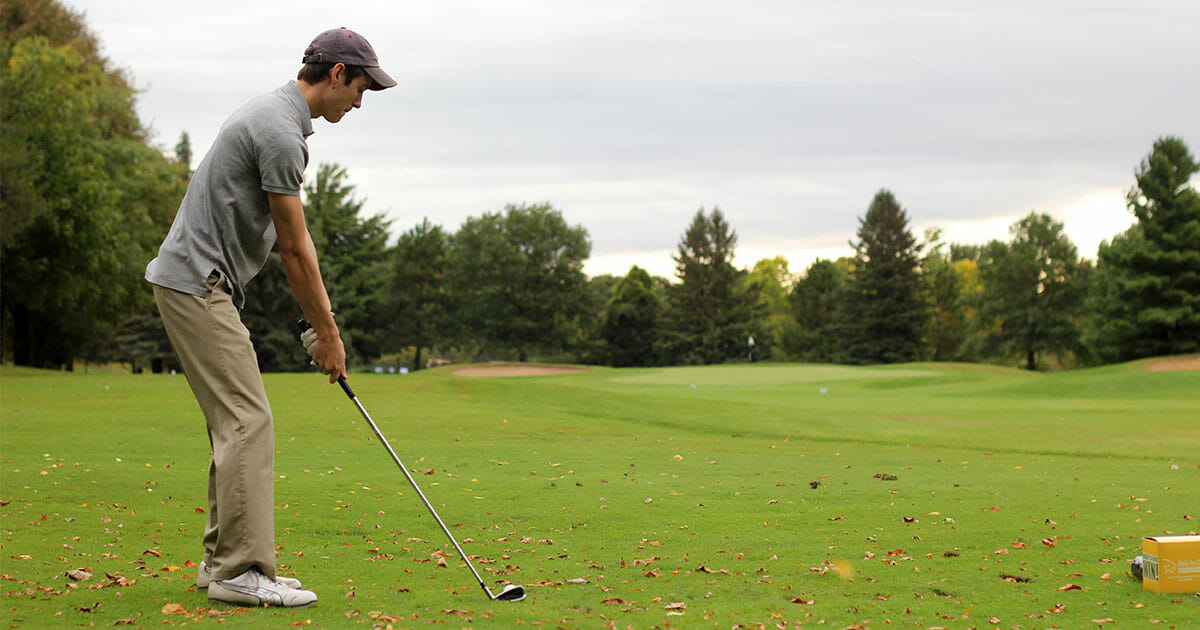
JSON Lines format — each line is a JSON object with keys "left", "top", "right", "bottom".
{"left": 1086, "top": 136, "right": 1200, "bottom": 362}
{"left": 836, "top": 190, "right": 926, "bottom": 364}
{"left": 174, "top": 131, "right": 192, "bottom": 172}
{"left": 659, "top": 207, "right": 761, "bottom": 364}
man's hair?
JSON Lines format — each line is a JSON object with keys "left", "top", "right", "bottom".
{"left": 297, "top": 45, "right": 370, "bottom": 86}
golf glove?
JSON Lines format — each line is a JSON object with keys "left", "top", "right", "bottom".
{"left": 300, "top": 327, "right": 318, "bottom": 358}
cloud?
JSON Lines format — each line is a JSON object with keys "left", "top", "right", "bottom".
{"left": 67, "top": 0, "right": 1199, "bottom": 277}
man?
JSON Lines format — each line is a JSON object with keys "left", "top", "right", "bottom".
{"left": 145, "top": 28, "right": 396, "bottom": 607}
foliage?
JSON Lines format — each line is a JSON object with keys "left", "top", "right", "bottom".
{"left": 836, "top": 190, "right": 926, "bottom": 364}
{"left": 920, "top": 229, "right": 982, "bottom": 362}
{"left": 745, "top": 256, "right": 794, "bottom": 360}
{"left": 784, "top": 258, "right": 849, "bottom": 362}
{"left": 601, "top": 266, "right": 663, "bottom": 366}
{"left": 1, "top": 3, "right": 185, "bottom": 367}
{"left": 967, "top": 213, "right": 1091, "bottom": 370}
{"left": 382, "top": 218, "right": 451, "bottom": 371}
{"left": 659, "top": 208, "right": 762, "bottom": 365}
{"left": 1086, "top": 136, "right": 1200, "bottom": 362}
{"left": 449, "top": 203, "right": 591, "bottom": 361}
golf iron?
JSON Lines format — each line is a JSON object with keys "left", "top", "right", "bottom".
{"left": 296, "top": 320, "right": 526, "bottom": 602}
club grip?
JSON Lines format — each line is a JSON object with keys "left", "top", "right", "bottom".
{"left": 296, "top": 318, "right": 354, "bottom": 399}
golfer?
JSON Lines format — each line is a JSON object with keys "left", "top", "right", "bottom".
{"left": 145, "top": 28, "right": 395, "bottom": 607}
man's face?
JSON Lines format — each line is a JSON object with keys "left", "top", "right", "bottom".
{"left": 322, "top": 70, "right": 372, "bottom": 123}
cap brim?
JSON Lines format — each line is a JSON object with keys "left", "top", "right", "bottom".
{"left": 365, "top": 66, "right": 397, "bottom": 91}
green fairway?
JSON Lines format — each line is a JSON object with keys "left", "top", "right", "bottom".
{"left": 2, "top": 361, "right": 1197, "bottom": 628}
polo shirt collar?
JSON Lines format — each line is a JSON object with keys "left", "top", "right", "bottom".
{"left": 282, "top": 81, "right": 314, "bottom": 138}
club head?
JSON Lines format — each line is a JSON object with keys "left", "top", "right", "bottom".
{"left": 492, "top": 583, "right": 526, "bottom": 601}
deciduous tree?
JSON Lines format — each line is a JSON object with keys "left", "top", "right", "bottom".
{"left": 967, "top": 213, "right": 1090, "bottom": 370}
{"left": 449, "top": 203, "right": 591, "bottom": 361}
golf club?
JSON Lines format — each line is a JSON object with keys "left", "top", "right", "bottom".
{"left": 296, "top": 319, "right": 526, "bottom": 603}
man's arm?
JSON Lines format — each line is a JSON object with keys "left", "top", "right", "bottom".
{"left": 268, "top": 192, "right": 347, "bottom": 383}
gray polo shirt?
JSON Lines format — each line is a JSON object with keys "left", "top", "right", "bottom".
{"left": 146, "top": 82, "right": 313, "bottom": 309}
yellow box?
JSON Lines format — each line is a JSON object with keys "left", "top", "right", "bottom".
{"left": 1142, "top": 535, "right": 1200, "bottom": 593}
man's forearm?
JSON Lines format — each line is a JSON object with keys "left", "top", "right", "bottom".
{"left": 280, "top": 233, "right": 338, "bottom": 337}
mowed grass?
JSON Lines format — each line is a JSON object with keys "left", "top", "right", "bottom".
{"left": 2, "top": 360, "right": 1197, "bottom": 628}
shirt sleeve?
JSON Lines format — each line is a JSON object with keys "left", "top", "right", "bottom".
{"left": 258, "top": 128, "right": 309, "bottom": 196}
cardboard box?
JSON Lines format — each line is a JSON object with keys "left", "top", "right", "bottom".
{"left": 1142, "top": 535, "right": 1200, "bottom": 593}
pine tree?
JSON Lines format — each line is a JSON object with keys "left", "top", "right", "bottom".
{"left": 1086, "top": 136, "right": 1200, "bottom": 361}
{"left": 660, "top": 208, "right": 760, "bottom": 364}
{"left": 836, "top": 190, "right": 926, "bottom": 364}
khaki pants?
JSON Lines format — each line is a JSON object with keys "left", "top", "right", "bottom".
{"left": 154, "top": 272, "right": 276, "bottom": 581}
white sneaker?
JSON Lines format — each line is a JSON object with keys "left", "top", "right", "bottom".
{"left": 208, "top": 568, "right": 317, "bottom": 607}
{"left": 197, "top": 561, "right": 302, "bottom": 589}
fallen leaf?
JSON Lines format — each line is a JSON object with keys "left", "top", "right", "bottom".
{"left": 1042, "top": 538, "right": 1057, "bottom": 547}
{"left": 664, "top": 602, "right": 686, "bottom": 610}
{"left": 441, "top": 609, "right": 471, "bottom": 616}
{"left": 1100, "top": 573, "right": 1111, "bottom": 580}
{"left": 1048, "top": 603, "right": 1067, "bottom": 613}
{"left": 1092, "top": 619, "right": 1114, "bottom": 625}
{"left": 104, "top": 573, "right": 135, "bottom": 587}
{"left": 142, "top": 549, "right": 163, "bottom": 558}
{"left": 566, "top": 578, "right": 588, "bottom": 584}
{"left": 1057, "top": 584, "right": 1083, "bottom": 591}
{"left": 161, "top": 603, "right": 188, "bottom": 615}
{"left": 66, "top": 569, "right": 93, "bottom": 581}
{"left": 601, "top": 597, "right": 628, "bottom": 605}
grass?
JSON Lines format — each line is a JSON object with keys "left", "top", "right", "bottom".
{"left": 1, "top": 361, "right": 1197, "bottom": 628}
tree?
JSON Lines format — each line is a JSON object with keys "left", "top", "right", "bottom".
{"left": 174, "top": 131, "right": 193, "bottom": 173}
{"left": 602, "top": 266, "right": 663, "bottom": 367}
{"left": 967, "top": 213, "right": 1090, "bottom": 370}
{"left": 836, "top": 190, "right": 926, "bottom": 364}
{"left": 1086, "top": 137, "right": 1200, "bottom": 362}
{"left": 745, "top": 256, "right": 793, "bottom": 360}
{"left": 784, "top": 258, "right": 849, "bottom": 362}
{"left": 1, "top": 2, "right": 185, "bottom": 367}
{"left": 383, "top": 219, "right": 451, "bottom": 371}
{"left": 920, "top": 228, "right": 982, "bottom": 361}
{"left": 449, "top": 203, "right": 591, "bottom": 361}
{"left": 659, "top": 207, "right": 761, "bottom": 365}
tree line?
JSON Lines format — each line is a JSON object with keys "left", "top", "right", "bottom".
{"left": 4, "top": 1, "right": 1198, "bottom": 372}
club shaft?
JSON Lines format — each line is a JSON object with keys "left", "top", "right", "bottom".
{"left": 340, "top": 379, "right": 491, "bottom": 592}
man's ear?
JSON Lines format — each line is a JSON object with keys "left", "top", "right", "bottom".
{"left": 328, "top": 62, "right": 346, "bottom": 86}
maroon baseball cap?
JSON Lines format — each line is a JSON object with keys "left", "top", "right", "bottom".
{"left": 302, "top": 27, "right": 396, "bottom": 91}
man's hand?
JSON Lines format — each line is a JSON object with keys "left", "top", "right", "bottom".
{"left": 310, "top": 331, "right": 347, "bottom": 384}
{"left": 300, "top": 323, "right": 347, "bottom": 383}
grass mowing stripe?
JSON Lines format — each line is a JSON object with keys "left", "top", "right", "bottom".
{"left": 2, "top": 362, "right": 1196, "bottom": 628}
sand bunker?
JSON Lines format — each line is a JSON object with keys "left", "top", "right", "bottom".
{"left": 452, "top": 364, "right": 586, "bottom": 378}
{"left": 1139, "top": 355, "right": 1200, "bottom": 372}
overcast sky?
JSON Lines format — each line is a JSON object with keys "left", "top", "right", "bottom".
{"left": 67, "top": 0, "right": 1199, "bottom": 278}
